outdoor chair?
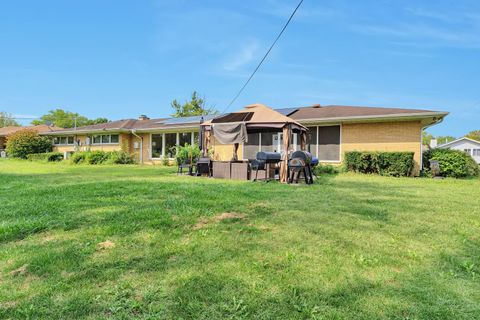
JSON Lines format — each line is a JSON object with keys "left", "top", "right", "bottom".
{"left": 177, "top": 159, "right": 193, "bottom": 175}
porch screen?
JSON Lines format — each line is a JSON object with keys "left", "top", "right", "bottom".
{"left": 243, "top": 133, "right": 259, "bottom": 160}
{"left": 306, "top": 127, "right": 318, "bottom": 157}
{"left": 318, "top": 125, "right": 340, "bottom": 161}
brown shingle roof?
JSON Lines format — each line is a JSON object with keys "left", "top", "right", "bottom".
{"left": 288, "top": 105, "right": 447, "bottom": 121}
{"left": 0, "top": 125, "right": 64, "bottom": 137}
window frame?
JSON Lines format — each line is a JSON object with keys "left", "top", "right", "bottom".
{"left": 149, "top": 131, "right": 196, "bottom": 160}
{"left": 91, "top": 134, "right": 120, "bottom": 145}
{"left": 53, "top": 136, "right": 75, "bottom": 146}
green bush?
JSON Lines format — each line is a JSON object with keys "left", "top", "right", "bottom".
{"left": 423, "top": 148, "right": 479, "bottom": 178}
{"left": 5, "top": 129, "right": 52, "bottom": 159}
{"left": 175, "top": 143, "right": 201, "bottom": 165}
{"left": 344, "top": 151, "right": 414, "bottom": 177}
{"left": 85, "top": 151, "right": 109, "bottom": 164}
{"left": 70, "top": 152, "right": 87, "bottom": 164}
{"left": 106, "top": 151, "right": 135, "bottom": 164}
{"left": 313, "top": 164, "right": 340, "bottom": 175}
{"left": 27, "top": 152, "right": 64, "bottom": 162}
{"left": 71, "top": 150, "right": 135, "bottom": 165}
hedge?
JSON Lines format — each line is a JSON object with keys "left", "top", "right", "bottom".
{"left": 70, "top": 150, "right": 135, "bottom": 165}
{"left": 423, "top": 148, "right": 479, "bottom": 178}
{"left": 5, "top": 129, "right": 52, "bottom": 159}
{"left": 27, "top": 152, "right": 64, "bottom": 162}
{"left": 344, "top": 151, "right": 415, "bottom": 177}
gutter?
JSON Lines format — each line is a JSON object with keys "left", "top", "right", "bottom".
{"left": 294, "top": 111, "right": 449, "bottom": 124}
{"left": 131, "top": 129, "right": 143, "bottom": 164}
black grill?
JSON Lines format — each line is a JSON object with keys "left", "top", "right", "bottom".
{"left": 196, "top": 157, "right": 212, "bottom": 177}
{"left": 251, "top": 152, "right": 281, "bottom": 182}
{"left": 288, "top": 151, "right": 314, "bottom": 184}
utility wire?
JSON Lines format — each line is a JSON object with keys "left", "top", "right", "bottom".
{"left": 222, "top": 0, "right": 304, "bottom": 114}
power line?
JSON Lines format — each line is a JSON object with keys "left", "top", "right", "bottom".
{"left": 221, "top": 0, "right": 304, "bottom": 114}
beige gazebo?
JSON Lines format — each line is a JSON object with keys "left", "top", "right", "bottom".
{"left": 201, "top": 104, "right": 307, "bottom": 182}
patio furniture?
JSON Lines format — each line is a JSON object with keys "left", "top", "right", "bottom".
{"left": 177, "top": 159, "right": 193, "bottom": 175}
{"left": 196, "top": 157, "right": 212, "bottom": 177}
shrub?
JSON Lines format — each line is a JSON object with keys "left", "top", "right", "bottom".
{"left": 106, "top": 151, "right": 135, "bottom": 164}
{"left": 27, "top": 152, "right": 64, "bottom": 162}
{"left": 423, "top": 148, "right": 479, "bottom": 178}
{"left": 70, "top": 152, "right": 87, "bottom": 164}
{"left": 313, "top": 164, "right": 340, "bottom": 175}
{"left": 175, "top": 143, "right": 201, "bottom": 165}
{"left": 344, "top": 151, "right": 414, "bottom": 177}
{"left": 85, "top": 151, "right": 109, "bottom": 165}
{"left": 5, "top": 129, "right": 52, "bottom": 159}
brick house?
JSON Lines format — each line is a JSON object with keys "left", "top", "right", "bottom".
{"left": 44, "top": 104, "right": 448, "bottom": 175}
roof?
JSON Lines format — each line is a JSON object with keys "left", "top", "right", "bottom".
{"left": 287, "top": 105, "right": 448, "bottom": 123}
{"left": 438, "top": 137, "right": 480, "bottom": 148}
{"left": 45, "top": 115, "right": 218, "bottom": 135}
{"left": 0, "top": 125, "right": 63, "bottom": 137}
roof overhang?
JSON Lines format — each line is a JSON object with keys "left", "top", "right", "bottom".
{"left": 294, "top": 111, "right": 449, "bottom": 126}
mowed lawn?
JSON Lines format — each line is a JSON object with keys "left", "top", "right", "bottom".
{"left": 0, "top": 160, "right": 479, "bottom": 319}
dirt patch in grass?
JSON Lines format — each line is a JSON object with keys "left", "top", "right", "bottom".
{"left": 9, "top": 264, "right": 29, "bottom": 277}
{"left": 193, "top": 213, "right": 246, "bottom": 230}
{"left": 97, "top": 240, "right": 116, "bottom": 250}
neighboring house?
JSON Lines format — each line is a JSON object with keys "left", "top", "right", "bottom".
{"left": 43, "top": 104, "right": 448, "bottom": 176}
{"left": 0, "top": 125, "right": 63, "bottom": 152}
{"left": 438, "top": 137, "right": 480, "bottom": 163}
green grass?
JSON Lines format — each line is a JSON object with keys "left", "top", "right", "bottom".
{"left": 1, "top": 159, "right": 479, "bottom": 319}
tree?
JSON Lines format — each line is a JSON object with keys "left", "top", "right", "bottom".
{"left": 31, "top": 109, "right": 109, "bottom": 128}
{"left": 5, "top": 129, "right": 52, "bottom": 158}
{"left": 170, "top": 91, "right": 217, "bottom": 118}
{"left": 436, "top": 136, "right": 456, "bottom": 145}
{"left": 466, "top": 130, "right": 480, "bottom": 142}
{"left": 0, "top": 111, "right": 20, "bottom": 127}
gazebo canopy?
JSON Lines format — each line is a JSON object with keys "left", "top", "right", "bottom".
{"left": 202, "top": 104, "right": 306, "bottom": 133}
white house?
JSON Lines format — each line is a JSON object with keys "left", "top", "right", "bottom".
{"left": 438, "top": 137, "right": 480, "bottom": 163}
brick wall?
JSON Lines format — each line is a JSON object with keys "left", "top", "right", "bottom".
{"left": 341, "top": 121, "right": 423, "bottom": 175}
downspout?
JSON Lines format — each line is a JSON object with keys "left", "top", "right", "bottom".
{"left": 420, "top": 117, "right": 445, "bottom": 172}
{"left": 131, "top": 129, "right": 143, "bottom": 164}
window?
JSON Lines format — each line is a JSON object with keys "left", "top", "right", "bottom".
{"left": 53, "top": 136, "right": 74, "bottom": 145}
{"left": 165, "top": 133, "right": 177, "bottom": 158}
{"left": 464, "top": 149, "right": 472, "bottom": 154}
{"left": 318, "top": 125, "right": 340, "bottom": 161}
{"left": 473, "top": 149, "right": 480, "bottom": 156}
{"left": 179, "top": 132, "right": 191, "bottom": 146}
{"left": 92, "top": 134, "right": 119, "bottom": 145}
{"left": 193, "top": 132, "right": 199, "bottom": 146}
{"left": 151, "top": 134, "right": 163, "bottom": 158}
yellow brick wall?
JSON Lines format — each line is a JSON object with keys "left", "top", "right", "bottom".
{"left": 341, "top": 121, "right": 422, "bottom": 175}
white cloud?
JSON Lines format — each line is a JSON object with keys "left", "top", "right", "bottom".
{"left": 222, "top": 41, "right": 259, "bottom": 72}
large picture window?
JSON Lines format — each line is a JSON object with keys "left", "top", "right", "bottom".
{"left": 151, "top": 134, "right": 163, "bottom": 158}
{"left": 179, "top": 132, "right": 191, "bottom": 146}
{"left": 165, "top": 133, "right": 177, "bottom": 158}
{"left": 53, "top": 136, "right": 74, "bottom": 145}
{"left": 318, "top": 125, "right": 340, "bottom": 161}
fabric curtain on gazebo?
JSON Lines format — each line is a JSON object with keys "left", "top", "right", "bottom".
{"left": 280, "top": 124, "right": 292, "bottom": 183}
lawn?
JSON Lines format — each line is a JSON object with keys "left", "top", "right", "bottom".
{"left": 0, "top": 159, "right": 479, "bottom": 319}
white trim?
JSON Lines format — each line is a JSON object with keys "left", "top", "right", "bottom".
{"left": 294, "top": 111, "right": 449, "bottom": 124}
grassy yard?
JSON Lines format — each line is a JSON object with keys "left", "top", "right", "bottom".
{"left": 0, "top": 159, "right": 479, "bottom": 319}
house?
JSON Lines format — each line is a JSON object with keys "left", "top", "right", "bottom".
{"left": 44, "top": 104, "right": 448, "bottom": 175}
{"left": 438, "top": 137, "right": 480, "bottom": 163}
{"left": 0, "top": 125, "right": 63, "bottom": 152}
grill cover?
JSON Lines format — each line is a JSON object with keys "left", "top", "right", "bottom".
{"left": 256, "top": 152, "right": 281, "bottom": 163}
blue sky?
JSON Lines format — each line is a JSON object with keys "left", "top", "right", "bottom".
{"left": 0, "top": 0, "right": 479, "bottom": 136}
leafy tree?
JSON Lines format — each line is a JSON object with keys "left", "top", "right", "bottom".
{"left": 466, "top": 130, "right": 480, "bottom": 142}
{"left": 436, "top": 136, "right": 456, "bottom": 145}
{"left": 31, "top": 109, "right": 109, "bottom": 128}
{"left": 5, "top": 129, "right": 52, "bottom": 158}
{"left": 422, "top": 131, "right": 433, "bottom": 145}
{"left": 170, "top": 91, "right": 217, "bottom": 118}
{"left": 0, "top": 111, "right": 20, "bottom": 127}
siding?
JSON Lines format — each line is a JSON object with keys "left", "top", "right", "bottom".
{"left": 341, "top": 121, "right": 423, "bottom": 175}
